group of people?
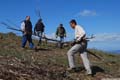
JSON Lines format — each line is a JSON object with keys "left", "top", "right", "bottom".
{"left": 21, "top": 16, "right": 66, "bottom": 49}
{"left": 20, "top": 16, "right": 92, "bottom": 75}
{"left": 21, "top": 16, "right": 45, "bottom": 48}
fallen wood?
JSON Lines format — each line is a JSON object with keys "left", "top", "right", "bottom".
{"left": 0, "top": 22, "right": 61, "bottom": 42}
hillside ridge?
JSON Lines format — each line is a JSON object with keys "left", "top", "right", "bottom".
{"left": 0, "top": 32, "right": 120, "bottom": 80}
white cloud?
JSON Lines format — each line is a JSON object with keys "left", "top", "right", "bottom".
{"left": 32, "top": 32, "right": 120, "bottom": 44}
{"left": 91, "top": 33, "right": 120, "bottom": 42}
{"left": 75, "top": 10, "right": 97, "bottom": 17}
{"left": 44, "top": 33, "right": 120, "bottom": 42}
{"left": 45, "top": 33, "right": 56, "bottom": 39}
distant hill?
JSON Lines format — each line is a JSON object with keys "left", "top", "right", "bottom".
{"left": 111, "top": 50, "right": 120, "bottom": 54}
{"left": 105, "top": 49, "right": 120, "bottom": 54}
{"left": 0, "top": 32, "right": 120, "bottom": 80}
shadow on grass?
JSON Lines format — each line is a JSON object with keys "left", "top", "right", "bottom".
{"left": 69, "top": 66, "right": 105, "bottom": 76}
{"left": 92, "top": 66, "right": 105, "bottom": 76}
{"left": 35, "top": 48, "right": 52, "bottom": 52}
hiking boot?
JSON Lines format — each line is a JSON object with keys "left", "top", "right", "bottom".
{"left": 34, "top": 47, "right": 38, "bottom": 52}
{"left": 86, "top": 73, "right": 92, "bottom": 76}
{"left": 21, "top": 47, "right": 25, "bottom": 50}
{"left": 37, "top": 44, "right": 39, "bottom": 46}
{"left": 85, "top": 70, "right": 92, "bottom": 76}
{"left": 67, "top": 68, "right": 78, "bottom": 73}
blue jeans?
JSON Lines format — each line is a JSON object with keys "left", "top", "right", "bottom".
{"left": 59, "top": 36, "right": 64, "bottom": 48}
{"left": 60, "top": 36, "right": 64, "bottom": 43}
{"left": 22, "top": 34, "right": 34, "bottom": 49}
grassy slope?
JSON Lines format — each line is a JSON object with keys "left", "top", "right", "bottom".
{"left": 0, "top": 32, "right": 120, "bottom": 80}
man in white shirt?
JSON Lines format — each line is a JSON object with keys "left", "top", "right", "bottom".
{"left": 21, "top": 16, "right": 34, "bottom": 49}
{"left": 67, "top": 19, "right": 92, "bottom": 75}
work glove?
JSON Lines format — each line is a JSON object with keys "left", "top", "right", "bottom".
{"left": 23, "top": 31, "right": 27, "bottom": 35}
{"left": 71, "top": 39, "right": 80, "bottom": 46}
{"left": 71, "top": 40, "right": 76, "bottom": 46}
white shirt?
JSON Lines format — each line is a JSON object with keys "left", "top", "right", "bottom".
{"left": 75, "top": 25, "right": 86, "bottom": 41}
{"left": 21, "top": 22, "right": 25, "bottom": 31}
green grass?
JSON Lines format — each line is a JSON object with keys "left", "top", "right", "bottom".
{"left": 0, "top": 32, "right": 120, "bottom": 79}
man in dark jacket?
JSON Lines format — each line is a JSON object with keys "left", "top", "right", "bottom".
{"left": 56, "top": 24, "right": 66, "bottom": 48}
{"left": 21, "top": 16, "right": 34, "bottom": 49}
{"left": 34, "top": 19, "right": 45, "bottom": 45}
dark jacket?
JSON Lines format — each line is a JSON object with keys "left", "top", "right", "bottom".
{"left": 34, "top": 21, "right": 45, "bottom": 32}
{"left": 24, "top": 20, "right": 32, "bottom": 35}
{"left": 56, "top": 26, "right": 66, "bottom": 37}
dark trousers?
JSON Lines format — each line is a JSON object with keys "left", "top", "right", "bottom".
{"left": 22, "top": 34, "right": 34, "bottom": 49}
{"left": 35, "top": 31, "right": 43, "bottom": 45}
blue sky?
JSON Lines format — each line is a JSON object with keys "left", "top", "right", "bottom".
{"left": 0, "top": 0, "right": 120, "bottom": 51}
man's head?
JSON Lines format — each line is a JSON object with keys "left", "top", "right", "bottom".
{"left": 38, "top": 19, "right": 42, "bottom": 22}
{"left": 60, "top": 24, "right": 63, "bottom": 27}
{"left": 70, "top": 19, "right": 77, "bottom": 29}
{"left": 26, "top": 16, "right": 30, "bottom": 21}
